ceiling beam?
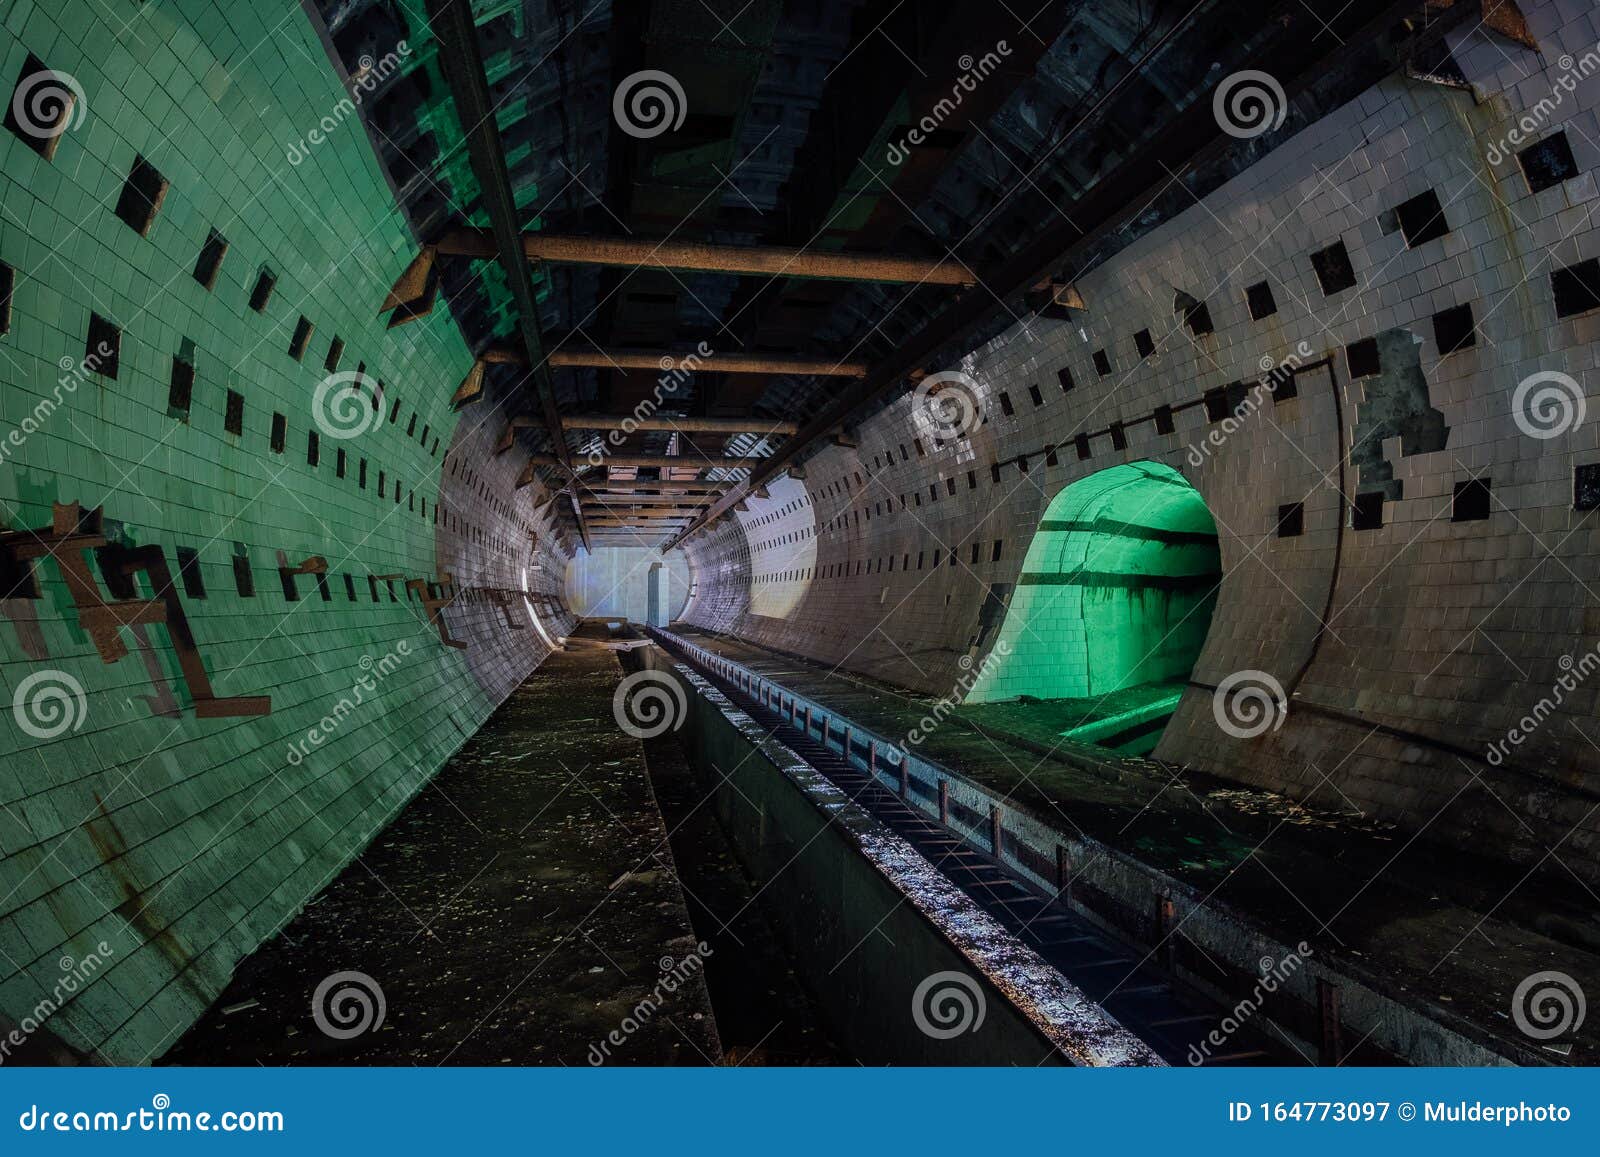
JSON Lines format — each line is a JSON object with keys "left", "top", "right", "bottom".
{"left": 389, "top": 228, "right": 976, "bottom": 297}
{"left": 667, "top": 0, "right": 1463, "bottom": 550}
{"left": 580, "top": 495, "right": 713, "bottom": 507}
{"left": 562, "top": 413, "right": 800, "bottom": 435}
{"left": 524, "top": 453, "right": 764, "bottom": 471}
{"left": 549, "top": 350, "right": 866, "bottom": 377}
{"left": 580, "top": 480, "right": 734, "bottom": 494}
{"left": 424, "top": 0, "right": 589, "bottom": 550}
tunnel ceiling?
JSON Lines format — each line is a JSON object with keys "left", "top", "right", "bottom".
{"left": 311, "top": 0, "right": 1480, "bottom": 547}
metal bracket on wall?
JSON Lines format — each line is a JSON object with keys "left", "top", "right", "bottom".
{"left": 0, "top": 503, "right": 270, "bottom": 717}
{"left": 407, "top": 574, "right": 468, "bottom": 650}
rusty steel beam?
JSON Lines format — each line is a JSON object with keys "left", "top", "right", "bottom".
{"left": 580, "top": 505, "right": 709, "bottom": 516}
{"left": 427, "top": 226, "right": 977, "bottom": 286}
{"left": 580, "top": 495, "right": 712, "bottom": 507}
{"left": 562, "top": 413, "right": 800, "bottom": 435}
{"left": 581, "top": 480, "right": 733, "bottom": 493}
{"left": 549, "top": 350, "right": 867, "bottom": 377}
{"left": 524, "top": 453, "right": 764, "bottom": 471}
{"left": 425, "top": 0, "right": 589, "bottom": 551}
{"left": 667, "top": 0, "right": 1463, "bottom": 550}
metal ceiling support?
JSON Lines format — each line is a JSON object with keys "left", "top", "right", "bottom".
{"left": 424, "top": 0, "right": 590, "bottom": 550}
{"left": 666, "top": 0, "right": 1466, "bottom": 550}
{"left": 580, "top": 495, "right": 713, "bottom": 507}
{"left": 549, "top": 350, "right": 867, "bottom": 378}
{"left": 580, "top": 480, "right": 734, "bottom": 494}
{"left": 524, "top": 453, "right": 764, "bottom": 471}
{"left": 410, "top": 226, "right": 978, "bottom": 287}
{"left": 562, "top": 414, "right": 800, "bottom": 435}
{"left": 580, "top": 504, "right": 709, "bottom": 514}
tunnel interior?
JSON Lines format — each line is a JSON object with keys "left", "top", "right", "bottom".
{"left": 965, "top": 462, "right": 1222, "bottom": 754}
{"left": 1, "top": 0, "right": 1596, "bottom": 1075}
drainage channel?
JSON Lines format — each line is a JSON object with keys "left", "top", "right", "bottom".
{"left": 649, "top": 631, "right": 1305, "bottom": 1067}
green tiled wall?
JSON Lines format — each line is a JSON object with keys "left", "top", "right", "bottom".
{"left": 0, "top": 2, "right": 570, "bottom": 1063}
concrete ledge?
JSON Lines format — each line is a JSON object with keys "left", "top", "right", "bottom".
{"left": 643, "top": 638, "right": 1164, "bottom": 1066}
{"left": 653, "top": 627, "right": 1530, "bottom": 1067}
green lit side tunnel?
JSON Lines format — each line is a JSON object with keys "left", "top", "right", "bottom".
{"left": 965, "top": 461, "right": 1222, "bottom": 754}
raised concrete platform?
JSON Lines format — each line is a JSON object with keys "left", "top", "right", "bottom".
{"left": 163, "top": 625, "right": 720, "bottom": 1066}
{"left": 664, "top": 624, "right": 1598, "bottom": 1066}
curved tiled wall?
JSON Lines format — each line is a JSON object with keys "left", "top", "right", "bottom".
{"left": 680, "top": 4, "right": 1600, "bottom": 885}
{"left": 0, "top": 8, "right": 570, "bottom": 1061}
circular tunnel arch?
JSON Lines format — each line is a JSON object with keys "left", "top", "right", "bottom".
{"left": 965, "top": 461, "right": 1223, "bottom": 752}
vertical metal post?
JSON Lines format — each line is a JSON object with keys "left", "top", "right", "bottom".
{"left": 990, "top": 805, "right": 1004, "bottom": 858}
{"left": 1055, "top": 844, "right": 1072, "bottom": 902}
{"left": 938, "top": 779, "right": 949, "bottom": 825}
{"left": 1318, "top": 979, "right": 1344, "bottom": 1066}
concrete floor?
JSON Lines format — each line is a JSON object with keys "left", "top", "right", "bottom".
{"left": 164, "top": 625, "right": 721, "bottom": 1065}
{"left": 670, "top": 625, "right": 1600, "bottom": 1065}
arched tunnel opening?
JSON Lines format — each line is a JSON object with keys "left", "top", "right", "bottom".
{"left": 966, "top": 462, "right": 1223, "bottom": 755}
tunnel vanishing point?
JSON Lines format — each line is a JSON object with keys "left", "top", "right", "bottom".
{"left": 0, "top": 0, "right": 1596, "bottom": 1069}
